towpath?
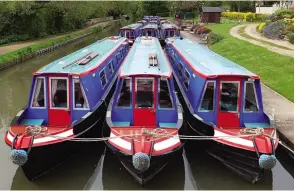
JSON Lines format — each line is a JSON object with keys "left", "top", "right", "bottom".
{"left": 230, "top": 25, "right": 294, "bottom": 57}
{"left": 181, "top": 30, "right": 294, "bottom": 147}
{"left": 0, "top": 20, "right": 110, "bottom": 56}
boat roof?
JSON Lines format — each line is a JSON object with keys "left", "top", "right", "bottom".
{"left": 142, "top": 24, "right": 158, "bottom": 29}
{"left": 120, "top": 37, "right": 171, "bottom": 78}
{"left": 167, "top": 37, "right": 258, "bottom": 78}
{"left": 37, "top": 36, "right": 127, "bottom": 75}
{"left": 120, "top": 23, "right": 142, "bottom": 30}
{"left": 161, "top": 23, "right": 179, "bottom": 30}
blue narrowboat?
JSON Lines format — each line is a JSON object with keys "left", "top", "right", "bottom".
{"left": 137, "top": 20, "right": 147, "bottom": 26}
{"left": 141, "top": 24, "right": 160, "bottom": 38}
{"left": 160, "top": 24, "right": 180, "bottom": 39}
{"left": 103, "top": 36, "right": 185, "bottom": 185}
{"left": 119, "top": 23, "right": 143, "bottom": 45}
{"left": 165, "top": 37, "right": 279, "bottom": 183}
{"left": 5, "top": 36, "right": 129, "bottom": 181}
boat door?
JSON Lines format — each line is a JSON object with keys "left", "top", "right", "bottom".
{"left": 48, "top": 77, "right": 71, "bottom": 126}
{"left": 217, "top": 78, "right": 242, "bottom": 128}
{"left": 133, "top": 77, "right": 156, "bottom": 126}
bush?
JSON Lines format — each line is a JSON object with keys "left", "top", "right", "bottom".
{"left": 196, "top": 26, "right": 211, "bottom": 34}
{"left": 244, "top": 12, "right": 255, "bottom": 21}
{"left": 261, "top": 20, "right": 286, "bottom": 39}
{"left": 0, "top": 34, "right": 31, "bottom": 45}
{"left": 208, "top": 32, "right": 224, "bottom": 45}
{"left": 193, "top": 25, "right": 203, "bottom": 34}
{"left": 258, "top": 22, "right": 266, "bottom": 32}
{"left": 275, "top": 9, "right": 294, "bottom": 19}
{"left": 222, "top": 11, "right": 269, "bottom": 21}
{"left": 287, "top": 32, "right": 294, "bottom": 44}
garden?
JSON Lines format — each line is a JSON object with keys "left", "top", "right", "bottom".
{"left": 257, "top": 9, "right": 294, "bottom": 44}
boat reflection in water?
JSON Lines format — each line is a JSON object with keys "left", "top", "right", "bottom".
{"left": 100, "top": 149, "right": 187, "bottom": 190}
{"left": 10, "top": 142, "right": 105, "bottom": 190}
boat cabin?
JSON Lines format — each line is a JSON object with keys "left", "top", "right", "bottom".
{"left": 160, "top": 23, "right": 180, "bottom": 40}
{"left": 119, "top": 23, "right": 142, "bottom": 42}
{"left": 141, "top": 24, "right": 160, "bottom": 38}
{"left": 165, "top": 37, "right": 271, "bottom": 129}
{"left": 107, "top": 36, "right": 182, "bottom": 128}
{"left": 17, "top": 36, "right": 129, "bottom": 128}
{"left": 137, "top": 20, "right": 147, "bottom": 26}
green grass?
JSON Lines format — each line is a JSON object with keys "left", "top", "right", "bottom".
{"left": 238, "top": 26, "right": 293, "bottom": 50}
{"left": 205, "top": 23, "right": 294, "bottom": 101}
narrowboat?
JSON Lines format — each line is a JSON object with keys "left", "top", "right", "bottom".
{"left": 4, "top": 36, "right": 129, "bottom": 181}
{"left": 165, "top": 37, "right": 279, "bottom": 183}
{"left": 141, "top": 24, "right": 160, "bottom": 39}
{"left": 102, "top": 36, "right": 185, "bottom": 185}
{"left": 159, "top": 23, "right": 180, "bottom": 46}
{"left": 137, "top": 20, "right": 147, "bottom": 26}
{"left": 119, "top": 23, "right": 143, "bottom": 45}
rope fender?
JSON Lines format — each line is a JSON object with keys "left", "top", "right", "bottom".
{"left": 10, "top": 134, "right": 34, "bottom": 166}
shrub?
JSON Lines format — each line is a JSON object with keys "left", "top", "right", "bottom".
{"left": 208, "top": 32, "right": 224, "bottom": 45}
{"left": 261, "top": 20, "right": 286, "bottom": 39}
{"left": 222, "top": 11, "right": 269, "bottom": 21}
{"left": 190, "top": 24, "right": 200, "bottom": 31}
{"left": 258, "top": 22, "right": 266, "bottom": 32}
{"left": 196, "top": 26, "right": 211, "bottom": 34}
{"left": 287, "top": 32, "right": 294, "bottom": 44}
{"left": 275, "top": 9, "right": 294, "bottom": 19}
{"left": 244, "top": 12, "right": 255, "bottom": 22}
{"left": 193, "top": 25, "right": 203, "bottom": 34}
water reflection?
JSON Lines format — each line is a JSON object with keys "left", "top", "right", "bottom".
{"left": 11, "top": 142, "right": 105, "bottom": 190}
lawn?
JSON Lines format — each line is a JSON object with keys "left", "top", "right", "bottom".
{"left": 205, "top": 23, "right": 294, "bottom": 101}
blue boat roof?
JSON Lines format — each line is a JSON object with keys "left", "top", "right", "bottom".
{"left": 37, "top": 36, "right": 127, "bottom": 75}
{"left": 142, "top": 24, "right": 158, "bottom": 29}
{"left": 120, "top": 37, "right": 171, "bottom": 77}
{"left": 161, "top": 23, "right": 179, "bottom": 30}
{"left": 167, "top": 37, "right": 258, "bottom": 78}
{"left": 120, "top": 23, "right": 142, "bottom": 30}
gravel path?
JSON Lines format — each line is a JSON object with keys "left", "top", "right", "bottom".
{"left": 244, "top": 23, "right": 294, "bottom": 50}
{"left": 230, "top": 25, "right": 294, "bottom": 57}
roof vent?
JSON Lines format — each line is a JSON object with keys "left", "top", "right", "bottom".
{"left": 78, "top": 52, "right": 99, "bottom": 65}
{"left": 148, "top": 53, "right": 158, "bottom": 67}
{"left": 62, "top": 51, "right": 99, "bottom": 69}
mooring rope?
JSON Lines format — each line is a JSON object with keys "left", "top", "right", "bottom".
{"left": 14, "top": 124, "right": 295, "bottom": 154}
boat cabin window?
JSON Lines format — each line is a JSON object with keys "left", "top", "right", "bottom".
{"left": 244, "top": 82, "right": 259, "bottom": 112}
{"left": 220, "top": 82, "right": 239, "bottom": 112}
{"left": 117, "top": 78, "right": 131, "bottom": 107}
{"left": 136, "top": 78, "right": 154, "bottom": 108}
{"left": 31, "top": 77, "right": 46, "bottom": 108}
{"left": 166, "top": 30, "right": 175, "bottom": 38}
{"left": 184, "top": 69, "right": 190, "bottom": 90}
{"left": 147, "top": 30, "right": 152, "bottom": 36}
{"left": 199, "top": 81, "right": 215, "bottom": 111}
{"left": 100, "top": 68, "right": 108, "bottom": 88}
{"left": 50, "top": 78, "right": 68, "bottom": 108}
{"left": 159, "top": 79, "right": 173, "bottom": 109}
{"left": 178, "top": 62, "right": 183, "bottom": 78}
{"left": 73, "top": 78, "right": 89, "bottom": 109}
{"left": 125, "top": 30, "right": 130, "bottom": 39}
{"left": 108, "top": 60, "right": 114, "bottom": 75}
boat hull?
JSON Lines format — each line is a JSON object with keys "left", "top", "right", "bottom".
{"left": 173, "top": 77, "right": 273, "bottom": 183}
{"left": 6, "top": 80, "right": 117, "bottom": 181}
{"left": 102, "top": 122, "right": 186, "bottom": 185}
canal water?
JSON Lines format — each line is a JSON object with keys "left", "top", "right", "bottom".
{"left": 0, "top": 22, "right": 293, "bottom": 190}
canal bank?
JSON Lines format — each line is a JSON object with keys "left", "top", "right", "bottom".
{"left": 181, "top": 30, "right": 294, "bottom": 150}
{"left": 0, "top": 19, "right": 127, "bottom": 71}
